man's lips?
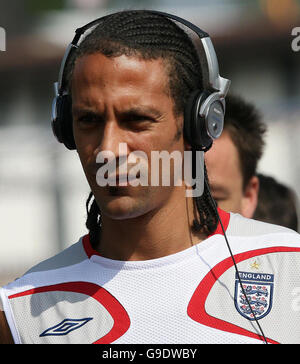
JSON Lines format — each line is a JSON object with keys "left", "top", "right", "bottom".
{"left": 107, "top": 173, "right": 140, "bottom": 186}
{"left": 89, "top": 169, "right": 142, "bottom": 186}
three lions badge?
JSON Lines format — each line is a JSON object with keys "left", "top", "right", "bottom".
{"left": 235, "top": 272, "right": 274, "bottom": 320}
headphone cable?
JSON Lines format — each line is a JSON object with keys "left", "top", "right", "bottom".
{"left": 205, "top": 178, "right": 268, "bottom": 344}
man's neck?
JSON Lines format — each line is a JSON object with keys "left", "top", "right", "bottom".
{"left": 96, "top": 192, "right": 207, "bottom": 261}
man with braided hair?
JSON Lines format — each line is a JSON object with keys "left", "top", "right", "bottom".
{"left": 1, "top": 10, "right": 300, "bottom": 344}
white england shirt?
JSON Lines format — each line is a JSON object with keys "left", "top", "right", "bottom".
{"left": 1, "top": 210, "right": 300, "bottom": 344}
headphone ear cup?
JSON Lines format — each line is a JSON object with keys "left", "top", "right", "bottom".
{"left": 184, "top": 90, "right": 213, "bottom": 151}
{"left": 205, "top": 99, "right": 225, "bottom": 141}
{"left": 184, "top": 90, "right": 201, "bottom": 148}
{"left": 53, "top": 95, "right": 76, "bottom": 150}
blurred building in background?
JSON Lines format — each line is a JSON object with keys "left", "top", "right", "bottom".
{"left": 0, "top": 0, "right": 300, "bottom": 285}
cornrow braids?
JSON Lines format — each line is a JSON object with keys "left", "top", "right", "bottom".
{"left": 68, "top": 10, "right": 219, "bottom": 247}
{"left": 192, "top": 163, "right": 218, "bottom": 235}
{"left": 85, "top": 191, "right": 101, "bottom": 249}
{"left": 66, "top": 10, "right": 202, "bottom": 116}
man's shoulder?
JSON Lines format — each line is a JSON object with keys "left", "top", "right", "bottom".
{"left": 227, "top": 212, "right": 300, "bottom": 240}
{"left": 0, "top": 235, "right": 93, "bottom": 344}
{"left": 2, "top": 235, "right": 89, "bottom": 291}
{"left": 25, "top": 235, "right": 89, "bottom": 276}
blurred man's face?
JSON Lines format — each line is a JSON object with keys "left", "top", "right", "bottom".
{"left": 205, "top": 130, "right": 258, "bottom": 218}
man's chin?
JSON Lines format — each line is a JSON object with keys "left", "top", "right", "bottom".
{"left": 97, "top": 194, "right": 150, "bottom": 221}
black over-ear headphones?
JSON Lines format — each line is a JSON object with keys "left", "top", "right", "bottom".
{"left": 51, "top": 10, "right": 231, "bottom": 151}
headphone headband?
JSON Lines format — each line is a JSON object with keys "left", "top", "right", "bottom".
{"left": 55, "top": 10, "right": 230, "bottom": 97}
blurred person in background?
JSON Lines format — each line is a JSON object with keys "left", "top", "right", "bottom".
{"left": 205, "top": 94, "right": 299, "bottom": 232}
{"left": 205, "top": 93, "right": 266, "bottom": 218}
{"left": 254, "top": 173, "right": 299, "bottom": 232}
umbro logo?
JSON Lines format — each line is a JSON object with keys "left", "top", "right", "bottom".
{"left": 40, "top": 318, "right": 93, "bottom": 337}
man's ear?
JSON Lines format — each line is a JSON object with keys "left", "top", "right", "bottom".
{"left": 241, "top": 175, "right": 259, "bottom": 219}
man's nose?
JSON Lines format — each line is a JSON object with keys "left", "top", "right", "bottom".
{"left": 95, "top": 118, "right": 129, "bottom": 171}
{"left": 99, "top": 118, "right": 125, "bottom": 156}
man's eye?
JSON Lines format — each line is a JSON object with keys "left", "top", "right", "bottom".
{"left": 78, "top": 116, "right": 95, "bottom": 123}
{"left": 77, "top": 115, "right": 99, "bottom": 127}
{"left": 122, "top": 114, "right": 154, "bottom": 130}
{"left": 126, "top": 115, "right": 149, "bottom": 123}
